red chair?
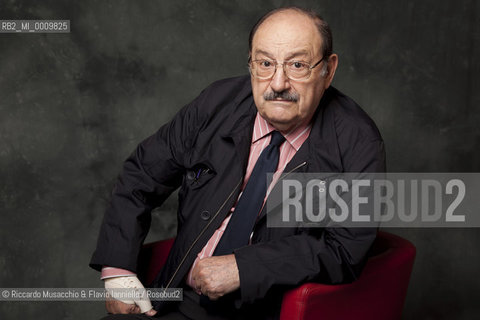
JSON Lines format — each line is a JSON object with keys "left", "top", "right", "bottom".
{"left": 138, "top": 231, "right": 416, "bottom": 320}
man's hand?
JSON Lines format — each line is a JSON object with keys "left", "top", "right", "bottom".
{"left": 105, "top": 299, "right": 141, "bottom": 314}
{"left": 105, "top": 299, "right": 158, "bottom": 316}
{"left": 191, "top": 254, "right": 240, "bottom": 300}
{"left": 104, "top": 276, "right": 157, "bottom": 316}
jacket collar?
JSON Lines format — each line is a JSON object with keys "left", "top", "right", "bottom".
{"left": 219, "top": 78, "right": 344, "bottom": 174}
{"left": 219, "top": 78, "right": 257, "bottom": 168}
{"left": 281, "top": 87, "right": 344, "bottom": 174}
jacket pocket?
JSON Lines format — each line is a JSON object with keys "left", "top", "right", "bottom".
{"left": 185, "top": 163, "right": 216, "bottom": 189}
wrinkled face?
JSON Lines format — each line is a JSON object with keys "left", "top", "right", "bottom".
{"left": 250, "top": 10, "right": 337, "bottom": 132}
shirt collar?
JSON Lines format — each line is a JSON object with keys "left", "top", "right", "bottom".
{"left": 251, "top": 113, "right": 312, "bottom": 151}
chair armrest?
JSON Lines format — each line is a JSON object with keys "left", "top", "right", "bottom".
{"left": 280, "top": 232, "right": 416, "bottom": 320}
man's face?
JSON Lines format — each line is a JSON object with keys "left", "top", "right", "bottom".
{"left": 250, "top": 10, "right": 338, "bottom": 132}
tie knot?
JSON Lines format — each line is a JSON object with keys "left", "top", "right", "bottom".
{"left": 269, "top": 131, "right": 285, "bottom": 147}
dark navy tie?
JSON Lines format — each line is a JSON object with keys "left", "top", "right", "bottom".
{"left": 214, "top": 131, "right": 285, "bottom": 255}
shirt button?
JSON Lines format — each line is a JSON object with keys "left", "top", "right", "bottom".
{"left": 200, "top": 210, "right": 211, "bottom": 221}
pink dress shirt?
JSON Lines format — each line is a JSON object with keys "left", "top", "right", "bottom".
{"left": 102, "top": 113, "right": 312, "bottom": 286}
{"left": 185, "top": 113, "right": 311, "bottom": 289}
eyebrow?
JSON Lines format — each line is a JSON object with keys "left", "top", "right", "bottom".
{"left": 253, "top": 49, "right": 311, "bottom": 61}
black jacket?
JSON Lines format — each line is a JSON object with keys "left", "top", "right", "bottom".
{"left": 90, "top": 75, "right": 386, "bottom": 315}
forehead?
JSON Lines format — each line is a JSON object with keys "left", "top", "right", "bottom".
{"left": 252, "top": 10, "right": 322, "bottom": 58}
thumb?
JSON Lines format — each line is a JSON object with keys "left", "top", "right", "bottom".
{"left": 145, "top": 309, "right": 157, "bottom": 316}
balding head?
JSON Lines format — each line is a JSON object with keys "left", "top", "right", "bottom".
{"left": 248, "top": 7, "right": 338, "bottom": 132}
{"left": 249, "top": 7, "right": 333, "bottom": 62}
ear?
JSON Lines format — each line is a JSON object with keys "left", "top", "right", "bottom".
{"left": 324, "top": 54, "right": 338, "bottom": 89}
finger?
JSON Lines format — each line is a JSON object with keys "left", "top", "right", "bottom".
{"left": 106, "top": 300, "right": 124, "bottom": 314}
{"left": 129, "top": 304, "right": 141, "bottom": 314}
{"left": 134, "top": 295, "right": 154, "bottom": 313}
{"left": 208, "top": 291, "right": 221, "bottom": 301}
{"left": 120, "top": 302, "right": 134, "bottom": 314}
{"left": 145, "top": 309, "right": 157, "bottom": 316}
{"left": 107, "top": 299, "right": 136, "bottom": 314}
{"left": 105, "top": 300, "right": 113, "bottom": 313}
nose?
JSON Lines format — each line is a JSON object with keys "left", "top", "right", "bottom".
{"left": 269, "top": 63, "right": 291, "bottom": 93}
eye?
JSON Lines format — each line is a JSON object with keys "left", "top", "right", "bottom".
{"left": 260, "top": 60, "right": 273, "bottom": 68}
{"left": 292, "top": 61, "right": 307, "bottom": 69}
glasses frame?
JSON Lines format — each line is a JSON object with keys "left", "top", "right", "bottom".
{"left": 248, "top": 56, "right": 327, "bottom": 81}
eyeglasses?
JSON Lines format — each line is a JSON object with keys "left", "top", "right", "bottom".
{"left": 248, "top": 57, "right": 326, "bottom": 81}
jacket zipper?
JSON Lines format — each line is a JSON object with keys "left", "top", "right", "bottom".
{"left": 278, "top": 161, "right": 307, "bottom": 181}
{"left": 164, "top": 177, "right": 243, "bottom": 289}
{"left": 165, "top": 161, "right": 307, "bottom": 288}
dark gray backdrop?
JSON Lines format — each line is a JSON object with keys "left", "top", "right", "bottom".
{"left": 0, "top": 0, "right": 479, "bottom": 319}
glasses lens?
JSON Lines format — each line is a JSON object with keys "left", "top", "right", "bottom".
{"left": 253, "top": 60, "right": 275, "bottom": 79}
{"left": 250, "top": 60, "right": 314, "bottom": 80}
{"left": 285, "top": 61, "right": 310, "bottom": 80}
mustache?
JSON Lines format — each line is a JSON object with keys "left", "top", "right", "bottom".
{"left": 264, "top": 90, "right": 299, "bottom": 102}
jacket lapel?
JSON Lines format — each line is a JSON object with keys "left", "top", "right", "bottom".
{"left": 255, "top": 87, "right": 345, "bottom": 224}
{"left": 219, "top": 97, "right": 257, "bottom": 180}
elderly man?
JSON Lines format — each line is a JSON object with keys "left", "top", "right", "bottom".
{"left": 91, "top": 6, "right": 385, "bottom": 320}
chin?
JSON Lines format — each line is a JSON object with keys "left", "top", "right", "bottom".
{"left": 258, "top": 104, "right": 298, "bottom": 124}
{"left": 264, "top": 114, "right": 298, "bottom": 130}
{"left": 263, "top": 107, "right": 293, "bottom": 119}
{"left": 262, "top": 110, "right": 290, "bottom": 122}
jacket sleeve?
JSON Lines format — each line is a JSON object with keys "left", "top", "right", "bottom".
{"left": 89, "top": 95, "right": 205, "bottom": 273}
{"left": 234, "top": 139, "right": 386, "bottom": 304}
